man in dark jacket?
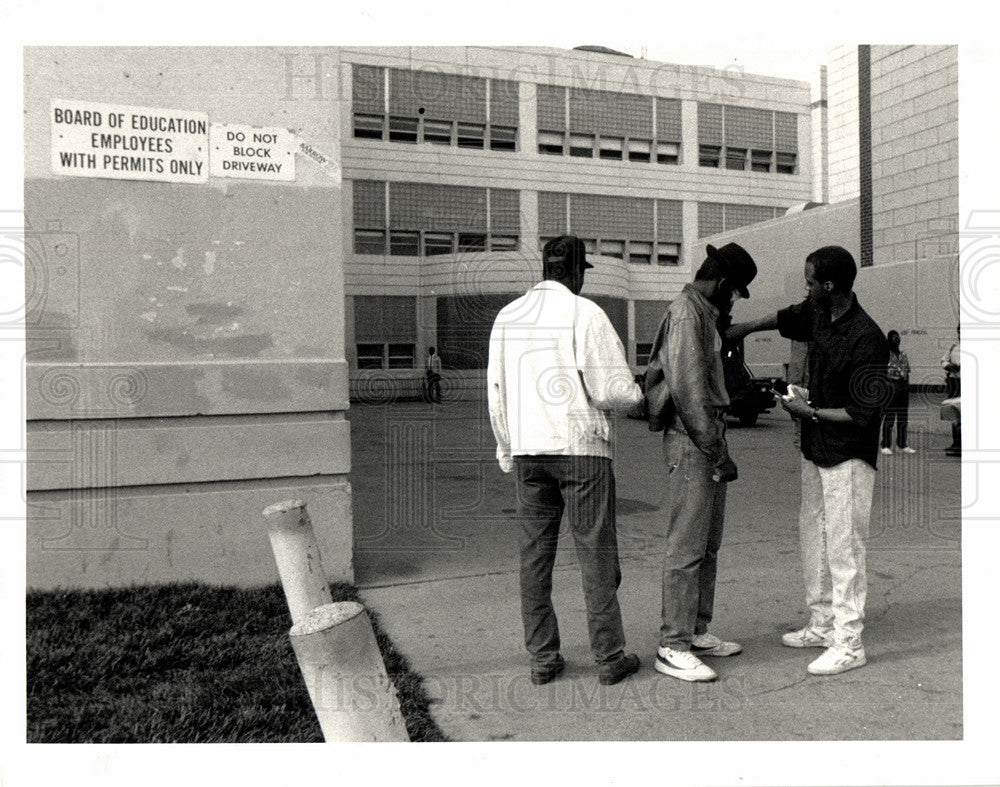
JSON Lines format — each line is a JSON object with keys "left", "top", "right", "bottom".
{"left": 650, "top": 243, "right": 757, "bottom": 683}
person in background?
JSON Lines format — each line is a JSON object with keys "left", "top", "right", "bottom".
{"left": 881, "top": 330, "right": 915, "bottom": 455}
{"left": 425, "top": 346, "right": 442, "bottom": 403}
{"left": 942, "top": 325, "right": 961, "bottom": 456}
{"left": 487, "top": 235, "right": 644, "bottom": 687}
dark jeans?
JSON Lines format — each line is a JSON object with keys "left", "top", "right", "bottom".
{"left": 660, "top": 429, "right": 728, "bottom": 650}
{"left": 881, "top": 381, "right": 910, "bottom": 448}
{"left": 513, "top": 455, "right": 626, "bottom": 666}
{"left": 425, "top": 372, "right": 441, "bottom": 403}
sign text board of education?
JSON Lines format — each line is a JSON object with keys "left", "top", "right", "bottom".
{"left": 210, "top": 124, "right": 296, "bottom": 181}
{"left": 51, "top": 100, "right": 208, "bottom": 183}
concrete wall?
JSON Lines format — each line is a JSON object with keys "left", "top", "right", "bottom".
{"left": 827, "top": 45, "right": 860, "bottom": 203}
{"left": 24, "top": 47, "right": 352, "bottom": 588}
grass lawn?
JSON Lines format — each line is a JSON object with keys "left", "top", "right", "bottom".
{"left": 26, "top": 582, "right": 447, "bottom": 742}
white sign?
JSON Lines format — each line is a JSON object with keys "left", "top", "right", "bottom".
{"left": 295, "top": 138, "right": 341, "bottom": 183}
{"left": 50, "top": 99, "right": 209, "bottom": 183}
{"left": 210, "top": 124, "right": 296, "bottom": 181}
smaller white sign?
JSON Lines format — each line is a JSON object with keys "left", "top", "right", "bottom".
{"left": 210, "top": 124, "right": 296, "bottom": 181}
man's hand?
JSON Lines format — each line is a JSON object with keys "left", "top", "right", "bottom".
{"left": 781, "top": 396, "right": 813, "bottom": 420}
{"left": 498, "top": 453, "right": 513, "bottom": 474}
{"left": 713, "top": 456, "right": 738, "bottom": 483}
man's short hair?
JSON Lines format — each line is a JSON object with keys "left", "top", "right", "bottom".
{"left": 806, "top": 245, "right": 857, "bottom": 292}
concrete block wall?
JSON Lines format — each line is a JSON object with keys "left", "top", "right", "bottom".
{"left": 24, "top": 47, "right": 353, "bottom": 589}
{"left": 826, "top": 45, "right": 860, "bottom": 204}
{"left": 870, "top": 45, "right": 959, "bottom": 267}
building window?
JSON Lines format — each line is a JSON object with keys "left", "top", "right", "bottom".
{"left": 570, "top": 133, "right": 594, "bottom": 158}
{"left": 776, "top": 152, "right": 797, "bottom": 174}
{"left": 581, "top": 238, "right": 597, "bottom": 255}
{"left": 751, "top": 149, "right": 773, "bottom": 172}
{"left": 699, "top": 144, "right": 721, "bottom": 168}
{"left": 725, "top": 147, "right": 747, "bottom": 171}
{"left": 389, "top": 116, "right": 418, "bottom": 143}
{"left": 635, "top": 342, "right": 654, "bottom": 366}
{"left": 489, "top": 125, "right": 517, "bottom": 151}
{"left": 600, "top": 239, "right": 625, "bottom": 259}
{"left": 657, "top": 243, "right": 680, "bottom": 266}
{"left": 354, "top": 229, "right": 386, "bottom": 255}
{"left": 538, "top": 130, "right": 565, "bottom": 155}
{"left": 656, "top": 141, "right": 680, "bottom": 165}
{"left": 356, "top": 343, "right": 385, "bottom": 370}
{"left": 628, "top": 241, "right": 653, "bottom": 265}
{"left": 457, "top": 122, "right": 485, "bottom": 149}
{"left": 424, "top": 232, "right": 455, "bottom": 256}
{"left": 423, "top": 119, "right": 453, "bottom": 145}
{"left": 389, "top": 230, "right": 420, "bottom": 256}
{"left": 599, "top": 137, "right": 623, "bottom": 160}
{"left": 490, "top": 234, "right": 519, "bottom": 251}
{"left": 353, "top": 113, "right": 384, "bottom": 140}
{"left": 387, "top": 343, "right": 416, "bottom": 369}
{"left": 458, "top": 233, "right": 487, "bottom": 252}
{"left": 627, "top": 139, "right": 652, "bottom": 163}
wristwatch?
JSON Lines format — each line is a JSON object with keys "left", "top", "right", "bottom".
{"left": 811, "top": 408, "right": 820, "bottom": 423}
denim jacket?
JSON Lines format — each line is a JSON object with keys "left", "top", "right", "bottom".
{"left": 661, "top": 284, "right": 732, "bottom": 468}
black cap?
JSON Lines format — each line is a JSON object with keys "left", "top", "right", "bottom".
{"left": 543, "top": 235, "right": 593, "bottom": 276}
{"left": 706, "top": 243, "right": 757, "bottom": 299}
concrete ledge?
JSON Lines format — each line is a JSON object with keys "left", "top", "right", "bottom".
{"left": 27, "top": 412, "right": 350, "bottom": 491}
{"left": 27, "top": 475, "right": 353, "bottom": 589}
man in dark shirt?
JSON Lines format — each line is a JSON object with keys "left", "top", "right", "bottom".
{"left": 729, "top": 246, "right": 888, "bottom": 676}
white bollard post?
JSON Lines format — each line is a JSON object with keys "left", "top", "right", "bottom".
{"left": 290, "top": 602, "right": 410, "bottom": 742}
{"left": 262, "top": 499, "right": 334, "bottom": 625}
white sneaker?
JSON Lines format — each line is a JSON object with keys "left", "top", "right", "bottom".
{"left": 781, "top": 625, "right": 833, "bottom": 649}
{"left": 881, "top": 447, "right": 893, "bottom": 455}
{"left": 654, "top": 646, "right": 717, "bottom": 682}
{"left": 807, "top": 644, "right": 867, "bottom": 675}
{"left": 900, "top": 446, "right": 916, "bottom": 454}
{"left": 691, "top": 632, "right": 742, "bottom": 657}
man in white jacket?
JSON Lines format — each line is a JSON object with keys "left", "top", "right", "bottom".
{"left": 487, "top": 235, "right": 644, "bottom": 686}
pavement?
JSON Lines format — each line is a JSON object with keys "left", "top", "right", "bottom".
{"left": 348, "top": 397, "right": 962, "bottom": 741}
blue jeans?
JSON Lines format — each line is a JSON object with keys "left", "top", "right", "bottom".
{"left": 514, "top": 455, "right": 626, "bottom": 666}
{"left": 660, "top": 430, "right": 728, "bottom": 650}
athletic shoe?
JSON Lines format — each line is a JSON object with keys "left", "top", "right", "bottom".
{"left": 598, "top": 653, "right": 641, "bottom": 685}
{"left": 691, "top": 632, "right": 742, "bottom": 657}
{"left": 807, "top": 644, "right": 867, "bottom": 675}
{"left": 530, "top": 654, "right": 565, "bottom": 685}
{"left": 880, "top": 447, "right": 893, "bottom": 455}
{"left": 781, "top": 625, "right": 834, "bottom": 649}
{"left": 654, "top": 646, "right": 717, "bottom": 682}
{"left": 900, "top": 446, "right": 916, "bottom": 454}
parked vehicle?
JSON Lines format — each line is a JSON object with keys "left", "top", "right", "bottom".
{"left": 721, "top": 340, "right": 782, "bottom": 427}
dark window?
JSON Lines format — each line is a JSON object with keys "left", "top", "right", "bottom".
{"left": 424, "top": 232, "right": 454, "bottom": 256}
{"left": 751, "top": 149, "right": 773, "bottom": 172}
{"left": 389, "top": 230, "right": 420, "bottom": 256}
{"left": 570, "top": 134, "right": 594, "bottom": 158}
{"left": 353, "top": 113, "right": 384, "bottom": 140}
{"left": 599, "top": 137, "right": 623, "bottom": 160}
{"left": 356, "top": 343, "right": 384, "bottom": 370}
{"left": 699, "top": 144, "right": 721, "bottom": 168}
{"left": 628, "top": 241, "right": 653, "bottom": 265}
{"left": 387, "top": 343, "right": 415, "bottom": 369}
{"left": 490, "top": 234, "right": 519, "bottom": 251}
{"left": 627, "top": 139, "right": 651, "bottom": 163}
{"left": 600, "top": 239, "right": 624, "bottom": 259}
{"left": 657, "top": 242, "right": 680, "bottom": 266}
{"left": 423, "top": 119, "right": 452, "bottom": 145}
{"left": 489, "top": 125, "right": 517, "bottom": 151}
{"left": 656, "top": 141, "right": 680, "bottom": 165}
{"left": 725, "top": 147, "right": 747, "bottom": 171}
{"left": 538, "top": 130, "right": 564, "bottom": 155}
{"left": 388, "top": 116, "right": 418, "bottom": 143}
{"left": 458, "top": 233, "right": 487, "bottom": 252}
{"left": 457, "top": 122, "right": 485, "bottom": 149}
{"left": 776, "top": 152, "right": 797, "bottom": 174}
{"left": 354, "top": 229, "right": 386, "bottom": 255}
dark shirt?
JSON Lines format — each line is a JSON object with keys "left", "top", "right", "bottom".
{"left": 777, "top": 295, "right": 889, "bottom": 469}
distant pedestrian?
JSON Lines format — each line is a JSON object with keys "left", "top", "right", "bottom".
{"left": 425, "top": 346, "right": 442, "bottom": 403}
{"left": 881, "top": 330, "right": 914, "bottom": 455}
{"left": 728, "top": 246, "right": 888, "bottom": 676}
{"left": 487, "top": 235, "right": 644, "bottom": 687}
{"left": 942, "top": 325, "right": 961, "bottom": 456}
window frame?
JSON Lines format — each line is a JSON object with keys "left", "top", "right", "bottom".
{"left": 353, "top": 112, "right": 385, "bottom": 140}
{"left": 388, "top": 116, "right": 419, "bottom": 143}
{"left": 354, "top": 228, "right": 387, "bottom": 255}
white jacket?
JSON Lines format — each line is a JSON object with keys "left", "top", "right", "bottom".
{"left": 487, "top": 281, "right": 643, "bottom": 471}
